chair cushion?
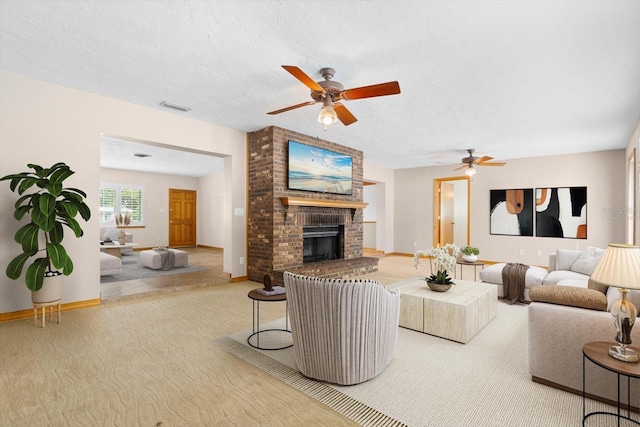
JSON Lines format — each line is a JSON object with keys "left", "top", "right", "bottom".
{"left": 570, "top": 246, "right": 604, "bottom": 276}
{"left": 530, "top": 285, "right": 607, "bottom": 311}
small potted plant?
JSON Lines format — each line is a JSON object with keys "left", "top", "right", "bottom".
{"left": 461, "top": 246, "right": 480, "bottom": 263}
{"left": 1, "top": 162, "right": 91, "bottom": 303}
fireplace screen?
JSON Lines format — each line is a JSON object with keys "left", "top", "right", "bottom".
{"left": 303, "top": 226, "right": 341, "bottom": 263}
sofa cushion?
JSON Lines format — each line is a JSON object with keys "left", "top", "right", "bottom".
{"left": 543, "top": 270, "right": 590, "bottom": 286}
{"left": 530, "top": 285, "right": 607, "bottom": 311}
{"left": 478, "top": 263, "right": 547, "bottom": 287}
{"left": 606, "top": 288, "right": 640, "bottom": 312}
{"left": 555, "top": 249, "right": 582, "bottom": 271}
{"left": 570, "top": 246, "right": 604, "bottom": 276}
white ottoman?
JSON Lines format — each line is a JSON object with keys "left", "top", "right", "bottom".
{"left": 478, "top": 263, "right": 548, "bottom": 301}
{"left": 139, "top": 249, "right": 189, "bottom": 270}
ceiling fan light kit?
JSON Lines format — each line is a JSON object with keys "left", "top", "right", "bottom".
{"left": 465, "top": 165, "right": 477, "bottom": 176}
{"left": 268, "top": 65, "right": 401, "bottom": 127}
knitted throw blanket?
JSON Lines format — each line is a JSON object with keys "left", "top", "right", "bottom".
{"left": 153, "top": 248, "right": 175, "bottom": 271}
{"left": 502, "top": 263, "right": 529, "bottom": 305}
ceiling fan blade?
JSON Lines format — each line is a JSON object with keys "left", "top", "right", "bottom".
{"left": 282, "top": 65, "right": 324, "bottom": 92}
{"left": 267, "top": 100, "right": 318, "bottom": 115}
{"left": 341, "top": 81, "right": 401, "bottom": 100}
{"left": 478, "top": 162, "right": 506, "bottom": 167}
{"left": 334, "top": 103, "right": 358, "bottom": 126}
{"left": 454, "top": 164, "right": 468, "bottom": 170}
{"left": 474, "top": 156, "right": 494, "bottom": 164}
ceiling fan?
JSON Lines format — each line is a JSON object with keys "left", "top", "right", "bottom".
{"left": 453, "top": 149, "right": 506, "bottom": 176}
{"left": 267, "top": 65, "right": 401, "bottom": 127}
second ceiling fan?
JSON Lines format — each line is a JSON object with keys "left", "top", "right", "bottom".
{"left": 454, "top": 149, "right": 506, "bottom": 176}
{"left": 267, "top": 65, "right": 401, "bottom": 127}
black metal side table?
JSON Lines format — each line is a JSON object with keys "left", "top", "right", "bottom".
{"left": 247, "top": 288, "right": 292, "bottom": 351}
{"left": 582, "top": 341, "right": 640, "bottom": 426}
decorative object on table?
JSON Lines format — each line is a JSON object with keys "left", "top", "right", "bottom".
{"left": 590, "top": 244, "right": 640, "bottom": 362}
{"left": 118, "top": 230, "right": 127, "bottom": 245}
{"left": 263, "top": 274, "right": 273, "bottom": 291}
{"left": 490, "top": 188, "right": 534, "bottom": 236}
{"left": 461, "top": 246, "right": 480, "bottom": 263}
{"left": 256, "top": 285, "right": 286, "bottom": 296}
{"left": 114, "top": 212, "right": 131, "bottom": 226}
{"left": 0, "top": 162, "right": 91, "bottom": 302}
{"left": 535, "top": 187, "right": 587, "bottom": 239}
{"left": 414, "top": 243, "right": 460, "bottom": 292}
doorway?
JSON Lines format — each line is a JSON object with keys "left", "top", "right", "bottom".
{"left": 433, "top": 177, "right": 470, "bottom": 248}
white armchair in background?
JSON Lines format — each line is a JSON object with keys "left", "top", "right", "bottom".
{"left": 283, "top": 272, "right": 401, "bottom": 385}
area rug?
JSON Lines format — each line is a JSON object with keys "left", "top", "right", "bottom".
{"left": 216, "top": 301, "right": 619, "bottom": 427}
{"left": 100, "top": 252, "right": 208, "bottom": 283}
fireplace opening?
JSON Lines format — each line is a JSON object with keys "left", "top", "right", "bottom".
{"left": 303, "top": 226, "right": 342, "bottom": 263}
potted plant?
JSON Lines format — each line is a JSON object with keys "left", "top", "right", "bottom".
{"left": 414, "top": 243, "right": 460, "bottom": 292}
{"left": 1, "top": 162, "right": 91, "bottom": 302}
{"left": 461, "top": 246, "right": 480, "bottom": 263}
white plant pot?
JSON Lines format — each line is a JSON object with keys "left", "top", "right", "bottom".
{"left": 31, "top": 273, "right": 63, "bottom": 304}
{"left": 462, "top": 254, "right": 478, "bottom": 263}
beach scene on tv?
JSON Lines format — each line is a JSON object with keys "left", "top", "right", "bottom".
{"left": 288, "top": 140, "right": 353, "bottom": 195}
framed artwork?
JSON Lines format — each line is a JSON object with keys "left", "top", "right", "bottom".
{"left": 490, "top": 189, "right": 534, "bottom": 236}
{"left": 287, "top": 140, "right": 353, "bottom": 195}
{"left": 535, "top": 187, "right": 587, "bottom": 239}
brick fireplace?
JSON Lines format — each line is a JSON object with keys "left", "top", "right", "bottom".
{"left": 247, "top": 126, "right": 378, "bottom": 285}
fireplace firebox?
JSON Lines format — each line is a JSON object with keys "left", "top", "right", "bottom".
{"left": 303, "top": 226, "right": 342, "bottom": 263}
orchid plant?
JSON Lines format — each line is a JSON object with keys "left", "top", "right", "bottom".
{"left": 414, "top": 243, "right": 461, "bottom": 284}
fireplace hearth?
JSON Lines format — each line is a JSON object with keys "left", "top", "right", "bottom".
{"left": 303, "top": 226, "right": 342, "bottom": 263}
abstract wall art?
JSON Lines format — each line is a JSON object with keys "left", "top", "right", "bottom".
{"left": 489, "top": 189, "right": 534, "bottom": 236}
{"left": 535, "top": 187, "right": 587, "bottom": 239}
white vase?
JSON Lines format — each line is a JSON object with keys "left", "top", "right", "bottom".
{"left": 462, "top": 254, "right": 478, "bottom": 263}
{"left": 31, "top": 273, "right": 63, "bottom": 303}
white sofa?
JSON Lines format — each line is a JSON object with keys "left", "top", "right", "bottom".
{"left": 542, "top": 246, "right": 604, "bottom": 286}
{"left": 100, "top": 252, "right": 122, "bottom": 276}
{"left": 529, "top": 286, "right": 640, "bottom": 407}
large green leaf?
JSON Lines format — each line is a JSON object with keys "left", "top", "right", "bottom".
{"left": 31, "top": 204, "right": 56, "bottom": 232}
{"left": 25, "top": 258, "right": 48, "bottom": 291}
{"left": 47, "top": 242, "right": 67, "bottom": 270}
{"left": 6, "top": 252, "right": 37, "bottom": 280}
{"left": 15, "top": 223, "right": 40, "bottom": 252}
{"left": 49, "top": 222, "right": 64, "bottom": 244}
{"left": 63, "top": 256, "right": 74, "bottom": 276}
{"left": 49, "top": 167, "right": 73, "bottom": 187}
{"left": 17, "top": 177, "right": 39, "bottom": 195}
{"left": 78, "top": 202, "right": 91, "bottom": 221}
{"left": 38, "top": 193, "right": 57, "bottom": 216}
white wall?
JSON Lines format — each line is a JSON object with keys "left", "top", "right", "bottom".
{"left": 0, "top": 70, "right": 246, "bottom": 314}
{"left": 198, "top": 171, "right": 225, "bottom": 248}
{"left": 394, "top": 150, "right": 626, "bottom": 266}
{"left": 363, "top": 163, "right": 395, "bottom": 254}
{"left": 626, "top": 119, "right": 640, "bottom": 246}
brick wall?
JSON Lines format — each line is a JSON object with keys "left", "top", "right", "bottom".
{"left": 247, "top": 126, "right": 378, "bottom": 284}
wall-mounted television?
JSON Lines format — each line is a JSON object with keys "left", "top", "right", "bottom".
{"left": 288, "top": 140, "right": 353, "bottom": 195}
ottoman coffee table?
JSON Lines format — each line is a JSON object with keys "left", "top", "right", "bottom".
{"left": 391, "top": 278, "right": 497, "bottom": 343}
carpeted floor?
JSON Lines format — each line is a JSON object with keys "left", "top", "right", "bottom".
{"left": 217, "top": 301, "right": 636, "bottom": 427}
{"left": 100, "top": 252, "right": 209, "bottom": 284}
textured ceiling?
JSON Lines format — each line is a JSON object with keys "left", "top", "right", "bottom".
{"left": 1, "top": 0, "right": 640, "bottom": 172}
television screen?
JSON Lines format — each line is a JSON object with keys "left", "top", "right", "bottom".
{"left": 288, "top": 140, "right": 353, "bottom": 195}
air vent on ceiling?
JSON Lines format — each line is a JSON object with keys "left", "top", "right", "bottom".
{"left": 133, "top": 153, "right": 151, "bottom": 158}
{"left": 160, "top": 101, "right": 191, "bottom": 112}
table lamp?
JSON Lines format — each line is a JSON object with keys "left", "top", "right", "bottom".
{"left": 590, "top": 244, "right": 640, "bottom": 362}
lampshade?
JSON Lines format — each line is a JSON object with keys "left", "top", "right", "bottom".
{"left": 318, "top": 105, "right": 338, "bottom": 125}
{"left": 465, "top": 165, "right": 476, "bottom": 177}
{"left": 590, "top": 244, "right": 640, "bottom": 290}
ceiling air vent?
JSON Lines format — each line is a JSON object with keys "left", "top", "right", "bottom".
{"left": 160, "top": 101, "right": 191, "bottom": 112}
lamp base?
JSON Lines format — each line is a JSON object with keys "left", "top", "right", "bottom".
{"left": 609, "top": 345, "right": 640, "bottom": 363}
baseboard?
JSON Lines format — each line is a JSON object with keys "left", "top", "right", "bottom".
{"left": 0, "top": 298, "right": 102, "bottom": 323}
{"left": 196, "top": 244, "right": 223, "bottom": 251}
{"left": 531, "top": 375, "right": 639, "bottom": 413}
{"left": 232, "top": 276, "right": 248, "bottom": 283}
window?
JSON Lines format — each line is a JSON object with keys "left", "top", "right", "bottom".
{"left": 100, "top": 183, "right": 145, "bottom": 226}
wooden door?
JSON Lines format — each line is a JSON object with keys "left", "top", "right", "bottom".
{"left": 169, "top": 189, "right": 196, "bottom": 247}
{"left": 440, "top": 182, "right": 455, "bottom": 245}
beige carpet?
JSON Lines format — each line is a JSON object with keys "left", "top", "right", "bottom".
{"left": 217, "top": 301, "right": 637, "bottom": 427}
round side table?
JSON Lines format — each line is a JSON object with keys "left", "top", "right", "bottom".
{"left": 582, "top": 341, "right": 640, "bottom": 426}
{"left": 247, "top": 289, "right": 292, "bottom": 351}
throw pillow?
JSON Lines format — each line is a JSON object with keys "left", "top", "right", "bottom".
{"left": 587, "top": 278, "right": 608, "bottom": 295}
{"left": 530, "top": 285, "right": 607, "bottom": 311}
{"left": 102, "top": 228, "right": 120, "bottom": 241}
{"left": 570, "top": 246, "right": 605, "bottom": 276}
{"left": 555, "top": 249, "right": 582, "bottom": 271}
